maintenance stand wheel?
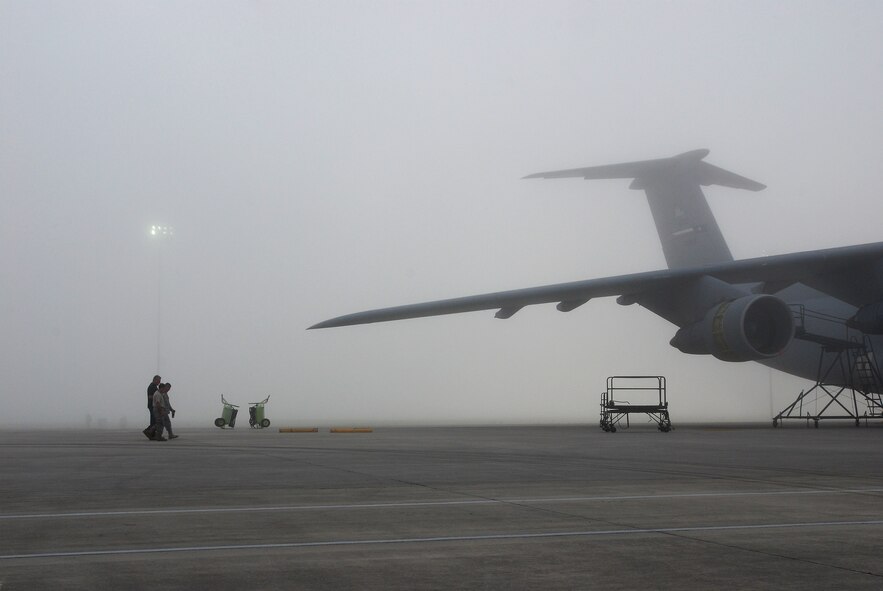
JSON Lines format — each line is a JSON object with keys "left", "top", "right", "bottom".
{"left": 214, "top": 418, "right": 226, "bottom": 428}
{"left": 261, "top": 418, "right": 271, "bottom": 428}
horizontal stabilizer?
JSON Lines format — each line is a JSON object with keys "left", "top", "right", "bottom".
{"left": 524, "top": 149, "right": 765, "bottom": 191}
{"left": 694, "top": 161, "right": 766, "bottom": 191}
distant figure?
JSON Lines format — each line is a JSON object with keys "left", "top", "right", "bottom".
{"left": 161, "top": 382, "right": 178, "bottom": 440}
{"left": 152, "top": 383, "right": 168, "bottom": 441}
{"left": 143, "top": 375, "right": 161, "bottom": 440}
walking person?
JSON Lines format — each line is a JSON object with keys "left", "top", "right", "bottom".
{"left": 152, "top": 383, "right": 169, "bottom": 441}
{"left": 143, "top": 375, "right": 161, "bottom": 440}
{"left": 161, "top": 382, "right": 178, "bottom": 440}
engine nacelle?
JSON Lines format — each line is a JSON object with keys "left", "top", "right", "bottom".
{"left": 847, "top": 302, "right": 883, "bottom": 334}
{"left": 670, "top": 295, "right": 794, "bottom": 362}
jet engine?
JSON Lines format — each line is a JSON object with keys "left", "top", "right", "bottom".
{"left": 847, "top": 302, "right": 883, "bottom": 334}
{"left": 669, "top": 295, "right": 794, "bottom": 362}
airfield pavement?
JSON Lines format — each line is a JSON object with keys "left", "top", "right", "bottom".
{"left": 2, "top": 422, "right": 883, "bottom": 590}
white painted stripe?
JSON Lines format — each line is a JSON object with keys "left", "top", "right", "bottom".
{"left": 2, "top": 487, "right": 882, "bottom": 521}
{"left": 4, "top": 519, "right": 883, "bottom": 560}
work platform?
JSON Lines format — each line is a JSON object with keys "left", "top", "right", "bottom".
{"left": 774, "top": 305, "right": 883, "bottom": 427}
{"left": 600, "top": 375, "right": 671, "bottom": 432}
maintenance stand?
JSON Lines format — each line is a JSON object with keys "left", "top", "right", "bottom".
{"left": 600, "top": 375, "right": 671, "bottom": 432}
{"left": 774, "top": 305, "right": 883, "bottom": 428}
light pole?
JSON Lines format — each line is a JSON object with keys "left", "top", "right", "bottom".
{"left": 150, "top": 225, "right": 173, "bottom": 373}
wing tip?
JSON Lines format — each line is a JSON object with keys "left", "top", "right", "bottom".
{"left": 308, "top": 317, "right": 351, "bottom": 330}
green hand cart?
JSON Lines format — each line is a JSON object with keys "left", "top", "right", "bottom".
{"left": 214, "top": 395, "right": 239, "bottom": 429}
{"left": 248, "top": 395, "right": 271, "bottom": 429}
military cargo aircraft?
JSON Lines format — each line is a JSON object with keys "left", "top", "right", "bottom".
{"left": 312, "top": 150, "right": 883, "bottom": 395}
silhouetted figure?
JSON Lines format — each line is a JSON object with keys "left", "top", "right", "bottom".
{"left": 143, "top": 375, "right": 161, "bottom": 440}
{"left": 159, "top": 382, "right": 177, "bottom": 440}
{"left": 152, "top": 383, "right": 168, "bottom": 441}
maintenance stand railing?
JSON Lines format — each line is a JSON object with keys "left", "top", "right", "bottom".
{"left": 600, "top": 375, "right": 671, "bottom": 433}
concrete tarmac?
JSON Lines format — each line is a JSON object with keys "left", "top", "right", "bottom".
{"left": 2, "top": 423, "right": 883, "bottom": 590}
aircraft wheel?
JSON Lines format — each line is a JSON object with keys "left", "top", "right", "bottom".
{"left": 772, "top": 419, "right": 778, "bottom": 428}
{"left": 261, "top": 418, "right": 271, "bottom": 428}
{"left": 214, "top": 418, "right": 225, "bottom": 428}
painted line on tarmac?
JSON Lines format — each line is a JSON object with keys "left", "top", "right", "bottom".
{"left": 3, "top": 487, "right": 883, "bottom": 521}
{"left": 4, "top": 519, "right": 883, "bottom": 560}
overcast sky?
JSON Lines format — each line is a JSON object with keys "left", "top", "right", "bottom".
{"left": 2, "top": 1, "right": 882, "bottom": 428}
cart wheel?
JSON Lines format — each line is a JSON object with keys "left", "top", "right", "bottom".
{"left": 214, "top": 418, "right": 225, "bottom": 428}
{"left": 610, "top": 426, "right": 616, "bottom": 433}
{"left": 261, "top": 418, "right": 271, "bottom": 428}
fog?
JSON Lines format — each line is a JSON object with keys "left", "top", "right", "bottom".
{"left": 2, "top": 1, "right": 882, "bottom": 428}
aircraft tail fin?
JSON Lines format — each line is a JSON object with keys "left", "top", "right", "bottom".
{"left": 525, "top": 149, "right": 765, "bottom": 269}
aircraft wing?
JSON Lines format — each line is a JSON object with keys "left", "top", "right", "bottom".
{"left": 310, "top": 241, "right": 883, "bottom": 329}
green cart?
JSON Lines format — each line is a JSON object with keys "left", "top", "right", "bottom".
{"left": 248, "top": 395, "right": 271, "bottom": 429}
{"left": 214, "top": 395, "right": 239, "bottom": 429}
